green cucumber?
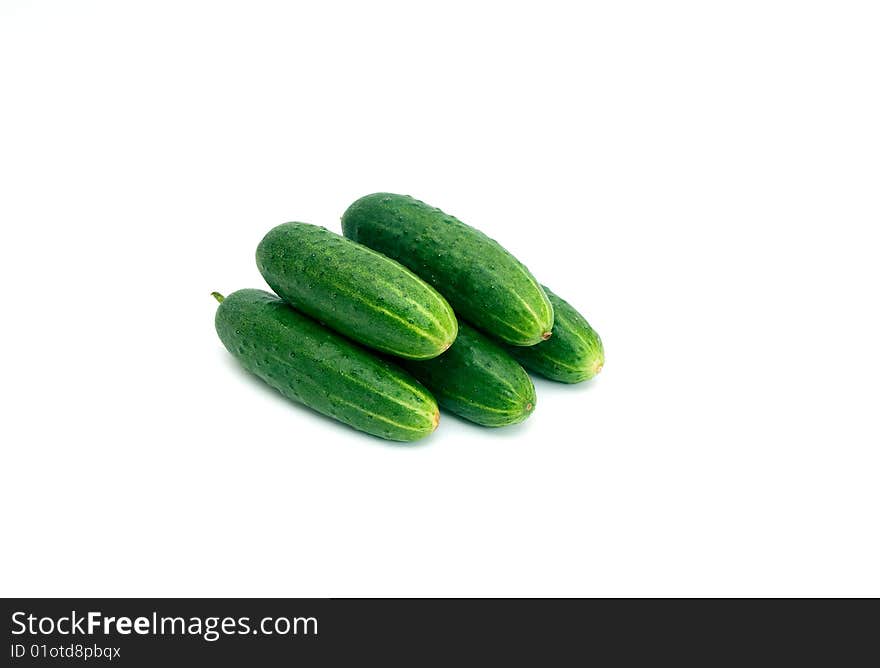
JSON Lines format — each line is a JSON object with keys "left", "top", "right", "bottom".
{"left": 505, "top": 287, "right": 604, "bottom": 383}
{"left": 399, "top": 322, "right": 536, "bottom": 427}
{"left": 213, "top": 289, "right": 439, "bottom": 442}
{"left": 341, "top": 193, "right": 554, "bottom": 346}
{"left": 256, "top": 222, "right": 457, "bottom": 360}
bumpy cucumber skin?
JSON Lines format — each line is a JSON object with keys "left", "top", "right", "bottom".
{"left": 341, "top": 194, "right": 554, "bottom": 346}
{"left": 399, "top": 322, "right": 536, "bottom": 427}
{"left": 505, "top": 287, "right": 604, "bottom": 384}
{"left": 256, "top": 223, "right": 458, "bottom": 360}
{"left": 215, "top": 289, "right": 439, "bottom": 442}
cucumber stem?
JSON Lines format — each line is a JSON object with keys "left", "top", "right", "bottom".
{"left": 211, "top": 291, "right": 225, "bottom": 303}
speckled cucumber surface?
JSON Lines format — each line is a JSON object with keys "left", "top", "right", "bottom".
{"left": 505, "top": 287, "right": 604, "bottom": 383}
{"left": 256, "top": 222, "right": 458, "bottom": 360}
{"left": 399, "top": 322, "right": 536, "bottom": 427}
{"left": 341, "top": 194, "right": 554, "bottom": 346}
{"left": 213, "top": 289, "right": 439, "bottom": 442}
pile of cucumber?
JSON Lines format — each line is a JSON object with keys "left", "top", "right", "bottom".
{"left": 213, "top": 193, "right": 604, "bottom": 442}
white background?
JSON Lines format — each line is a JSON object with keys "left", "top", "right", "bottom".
{"left": 1, "top": 1, "right": 878, "bottom": 597}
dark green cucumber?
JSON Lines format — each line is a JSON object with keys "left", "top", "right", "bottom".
{"left": 256, "top": 222, "right": 457, "bottom": 360}
{"left": 341, "top": 194, "right": 553, "bottom": 346}
{"left": 213, "top": 289, "right": 439, "bottom": 442}
{"left": 399, "top": 322, "right": 536, "bottom": 427}
{"left": 505, "top": 287, "right": 604, "bottom": 383}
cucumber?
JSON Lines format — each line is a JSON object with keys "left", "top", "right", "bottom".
{"left": 341, "top": 193, "right": 553, "bottom": 346}
{"left": 213, "top": 289, "right": 439, "bottom": 442}
{"left": 505, "top": 287, "right": 604, "bottom": 383}
{"left": 398, "top": 322, "right": 536, "bottom": 427}
{"left": 256, "top": 222, "right": 457, "bottom": 360}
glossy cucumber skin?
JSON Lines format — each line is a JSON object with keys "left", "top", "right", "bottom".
{"left": 256, "top": 222, "right": 457, "bottom": 360}
{"left": 399, "top": 322, "right": 536, "bottom": 427}
{"left": 214, "top": 289, "right": 439, "bottom": 442}
{"left": 341, "top": 194, "right": 553, "bottom": 346}
{"left": 505, "top": 287, "right": 604, "bottom": 383}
